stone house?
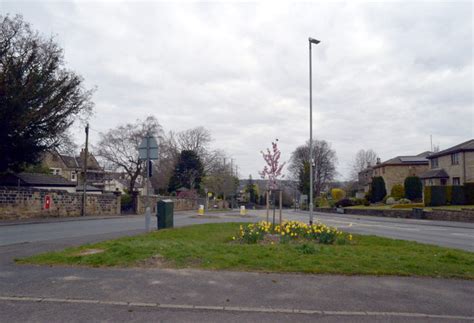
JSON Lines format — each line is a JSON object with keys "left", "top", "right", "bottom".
{"left": 372, "top": 152, "right": 430, "bottom": 194}
{"left": 420, "top": 139, "right": 474, "bottom": 186}
{"left": 41, "top": 150, "right": 105, "bottom": 190}
{"left": 357, "top": 165, "right": 374, "bottom": 194}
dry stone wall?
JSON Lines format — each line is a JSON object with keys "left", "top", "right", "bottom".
{"left": 0, "top": 187, "right": 120, "bottom": 220}
{"left": 136, "top": 195, "right": 198, "bottom": 214}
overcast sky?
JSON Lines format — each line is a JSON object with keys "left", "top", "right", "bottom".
{"left": 2, "top": 0, "right": 473, "bottom": 180}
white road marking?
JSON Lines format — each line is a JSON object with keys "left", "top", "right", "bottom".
{"left": 451, "top": 233, "right": 474, "bottom": 238}
{"left": 0, "top": 295, "right": 473, "bottom": 320}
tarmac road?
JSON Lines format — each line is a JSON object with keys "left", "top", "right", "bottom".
{"left": 0, "top": 210, "right": 473, "bottom": 322}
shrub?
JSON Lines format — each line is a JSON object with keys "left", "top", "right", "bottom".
{"left": 397, "top": 198, "right": 411, "bottom": 204}
{"left": 424, "top": 186, "right": 447, "bottom": 206}
{"left": 386, "top": 197, "right": 396, "bottom": 205}
{"left": 352, "top": 198, "right": 367, "bottom": 206}
{"left": 391, "top": 184, "right": 405, "bottom": 200}
{"left": 331, "top": 188, "right": 345, "bottom": 201}
{"left": 370, "top": 177, "right": 387, "bottom": 203}
{"left": 465, "top": 183, "right": 474, "bottom": 204}
{"left": 121, "top": 193, "right": 132, "bottom": 206}
{"left": 335, "top": 198, "right": 354, "bottom": 207}
{"left": 404, "top": 176, "right": 422, "bottom": 200}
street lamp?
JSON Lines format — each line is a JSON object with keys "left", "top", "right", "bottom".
{"left": 309, "top": 37, "right": 320, "bottom": 225}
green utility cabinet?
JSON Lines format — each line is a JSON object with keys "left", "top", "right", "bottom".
{"left": 157, "top": 199, "right": 174, "bottom": 229}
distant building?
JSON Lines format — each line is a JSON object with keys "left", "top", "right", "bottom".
{"left": 357, "top": 165, "right": 374, "bottom": 194}
{"left": 420, "top": 139, "right": 474, "bottom": 186}
{"left": 41, "top": 150, "right": 105, "bottom": 190}
{"left": 103, "top": 171, "right": 145, "bottom": 194}
{"left": 372, "top": 152, "right": 430, "bottom": 194}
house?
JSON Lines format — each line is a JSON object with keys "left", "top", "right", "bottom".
{"left": 357, "top": 165, "right": 374, "bottom": 195}
{"left": 103, "top": 171, "right": 145, "bottom": 194}
{"left": 41, "top": 150, "right": 106, "bottom": 190}
{"left": 372, "top": 152, "right": 430, "bottom": 194}
{"left": 0, "top": 173, "right": 77, "bottom": 193}
{"left": 420, "top": 139, "right": 474, "bottom": 186}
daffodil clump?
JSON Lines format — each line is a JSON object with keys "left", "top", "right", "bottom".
{"left": 234, "top": 221, "right": 351, "bottom": 245}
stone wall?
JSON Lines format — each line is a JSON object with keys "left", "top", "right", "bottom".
{"left": 0, "top": 187, "right": 121, "bottom": 220}
{"left": 314, "top": 207, "right": 474, "bottom": 223}
{"left": 136, "top": 195, "right": 198, "bottom": 214}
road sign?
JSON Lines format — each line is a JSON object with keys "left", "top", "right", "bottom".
{"left": 138, "top": 135, "right": 158, "bottom": 160}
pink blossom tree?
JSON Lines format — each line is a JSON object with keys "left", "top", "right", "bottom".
{"left": 259, "top": 140, "right": 286, "bottom": 190}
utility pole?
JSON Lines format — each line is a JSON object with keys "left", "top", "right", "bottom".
{"left": 223, "top": 158, "right": 226, "bottom": 203}
{"left": 81, "top": 123, "right": 89, "bottom": 217}
{"left": 145, "top": 133, "right": 151, "bottom": 231}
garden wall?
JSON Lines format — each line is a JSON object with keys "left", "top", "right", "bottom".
{"left": 0, "top": 187, "right": 121, "bottom": 220}
{"left": 136, "top": 195, "right": 198, "bottom": 214}
{"left": 314, "top": 207, "right": 474, "bottom": 223}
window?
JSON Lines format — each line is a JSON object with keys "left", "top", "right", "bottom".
{"left": 431, "top": 158, "right": 438, "bottom": 169}
{"left": 71, "top": 171, "right": 77, "bottom": 182}
{"left": 453, "top": 177, "right": 461, "bottom": 185}
{"left": 451, "top": 153, "right": 459, "bottom": 165}
{"left": 50, "top": 168, "right": 61, "bottom": 175}
{"left": 429, "top": 179, "right": 434, "bottom": 186}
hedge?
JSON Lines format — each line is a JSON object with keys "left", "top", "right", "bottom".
{"left": 451, "top": 186, "right": 466, "bottom": 205}
{"left": 424, "top": 184, "right": 473, "bottom": 206}
{"left": 465, "top": 183, "right": 474, "bottom": 204}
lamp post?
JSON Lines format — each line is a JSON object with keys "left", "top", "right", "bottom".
{"left": 309, "top": 37, "right": 320, "bottom": 225}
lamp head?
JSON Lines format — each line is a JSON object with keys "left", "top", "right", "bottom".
{"left": 309, "top": 37, "right": 321, "bottom": 44}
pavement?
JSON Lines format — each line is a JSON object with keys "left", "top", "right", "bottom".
{"left": 0, "top": 210, "right": 473, "bottom": 322}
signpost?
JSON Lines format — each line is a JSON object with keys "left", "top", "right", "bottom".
{"left": 138, "top": 133, "right": 158, "bottom": 232}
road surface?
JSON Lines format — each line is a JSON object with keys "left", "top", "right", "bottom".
{"left": 0, "top": 210, "right": 473, "bottom": 322}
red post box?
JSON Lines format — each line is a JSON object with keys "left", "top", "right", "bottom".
{"left": 44, "top": 195, "right": 51, "bottom": 209}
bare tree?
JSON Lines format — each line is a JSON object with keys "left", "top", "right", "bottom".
{"left": 177, "top": 126, "right": 212, "bottom": 156}
{"left": 201, "top": 157, "right": 238, "bottom": 199}
{"left": 95, "top": 116, "right": 163, "bottom": 193}
{"left": 350, "top": 149, "right": 378, "bottom": 180}
{"left": 56, "top": 131, "right": 79, "bottom": 156}
{"left": 289, "top": 140, "right": 337, "bottom": 196}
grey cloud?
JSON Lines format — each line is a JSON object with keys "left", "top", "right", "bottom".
{"left": 1, "top": 1, "right": 472, "bottom": 180}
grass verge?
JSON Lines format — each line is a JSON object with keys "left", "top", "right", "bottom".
{"left": 17, "top": 223, "right": 474, "bottom": 279}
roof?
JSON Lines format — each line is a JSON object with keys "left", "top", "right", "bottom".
{"left": 419, "top": 169, "right": 449, "bottom": 179}
{"left": 75, "top": 184, "right": 102, "bottom": 192}
{"left": 0, "top": 173, "right": 76, "bottom": 187}
{"left": 59, "top": 155, "right": 79, "bottom": 168}
{"left": 427, "top": 139, "right": 474, "bottom": 159}
{"left": 373, "top": 153, "right": 429, "bottom": 168}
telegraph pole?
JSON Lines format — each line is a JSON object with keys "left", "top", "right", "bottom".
{"left": 81, "top": 123, "right": 89, "bottom": 217}
{"left": 145, "top": 133, "right": 151, "bottom": 231}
